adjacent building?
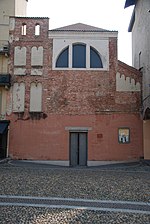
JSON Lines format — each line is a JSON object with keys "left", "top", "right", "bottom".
{"left": 0, "top": 0, "right": 28, "bottom": 158}
{"left": 125, "top": 0, "right": 150, "bottom": 160}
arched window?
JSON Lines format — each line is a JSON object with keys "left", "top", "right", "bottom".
{"left": 56, "top": 47, "right": 69, "bottom": 68}
{"left": 54, "top": 43, "right": 104, "bottom": 69}
{"left": 35, "top": 24, "right": 40, "bottom": 36}
{"left": 90, "top": 47, "right": 103, "bottom": 68}
{"left": 21, "top": 24, "right": 26, "bottom": 35}
{"left": 73, "top": 44, "right": 86, "bottom": 68}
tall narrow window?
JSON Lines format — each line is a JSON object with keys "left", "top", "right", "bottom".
{"left": 13, "top": 83, "right": 25, "bottom": 112}
{"left": 31, "top": 46, "right": 43, "bottom": 66}
{"left": 35, "top": 24, "right": 40, "bottom": 36}
{"left": 21, "top": 24, "right": 26, "bottom": 35}
{"left": 30, "top": 83, "right": 42, "bottom": 112}
{"left": 73, "top": 44, "right": 86, "bottom": 68}
{"left": 90, "top": 47, "right": 103, "bottom": 68}
{"left": 14, "top": 46, "right": 26, "bottom": 66}
{"left": 56, "top": 47, "right": 69, "bottom": 68}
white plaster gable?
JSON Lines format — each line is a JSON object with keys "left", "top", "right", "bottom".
{"left": 52, "top": 38, "right": 109, "bottom": 70}
{"left": 116, "top": 72, "right": 141, "bottom": 92}
{"left": 49, "top": 23, "right": 117, "bottom": 71}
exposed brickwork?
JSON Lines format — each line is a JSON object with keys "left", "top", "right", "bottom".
{"left": 118, "top": 60, "right": 142, "bottom": 83}
{"left": 116, "top": 60, "right": 142, "bottom": 113}
{"left": 7, "top": 17, "right": 143, "bottom": 163}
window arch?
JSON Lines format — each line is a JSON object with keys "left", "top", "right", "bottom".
{"left": 73, "top": 44, "right": 86, "bottom": 68}
{"left": 21, "top": 24, "right": 26, "bottom": 35}
{"left": 90, "top": 47, "right": 103, "bottom": 68}
{"left": 55, "top": 43, "right": 104, "bottom": 69}
{"left": 56, "top": 47, "right": 69, "bottom": 68}
{"left": 35, "top": 24, "right": 40, "bottom": 36}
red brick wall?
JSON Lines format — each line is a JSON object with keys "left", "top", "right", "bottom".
{"left": 9, "top": 114, "right": 143, "bottom": 161}
{"left": 7, "top": 17, "right": 143, "bottom": 162}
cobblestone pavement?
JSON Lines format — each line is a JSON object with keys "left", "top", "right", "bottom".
{"left": 0, "top": 161, "right": 149, "bottom": 223}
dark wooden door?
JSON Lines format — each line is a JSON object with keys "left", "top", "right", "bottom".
{"left": 70, "top": 132, "right": 87, "bottom": 166}
{"left": 0, "top": 132, "right": 8, "bottom": 159}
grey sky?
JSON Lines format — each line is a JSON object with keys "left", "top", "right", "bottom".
{"left": 27, "top": 0, "right": 134, "bottom": 65}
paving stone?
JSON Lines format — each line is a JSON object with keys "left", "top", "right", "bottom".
{"left": 0, "top": 161, "right": 149, "bottom": 223}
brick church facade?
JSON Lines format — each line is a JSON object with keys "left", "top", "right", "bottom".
{"left": 6, "top": 17, "right": 143, "bottom": 166}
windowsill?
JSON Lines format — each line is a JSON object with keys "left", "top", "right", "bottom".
{"left": 31, "top": 66, "right": 43, "bottom": 68}
{"left": 52, "top": 67, "right": 109, "bottom": 71}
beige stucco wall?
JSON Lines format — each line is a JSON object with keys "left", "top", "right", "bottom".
{"left": 143, "top": 120, "right": 150, "bottom": 159}
{"left": 0, "top": 0, "right": 27, "bottom": 43}
{"left": 0, "top": 0, "right": 27, "bottom": 121}
{"left": 0, "top": 56, "right": 8, "bottom": 73}
{"left": 0, "top": 0, "right": 15, "bottom": 42}
{"left": 15, "top": 0, "right": 27, "bottom": 16}
{"left": 0, "top": 87, "right": 7, "bottom": 119}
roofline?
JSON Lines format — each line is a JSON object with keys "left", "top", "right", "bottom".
{"left": 128, "top": 8, "right": 135, "bottom": 32}
{"left": 48, "top": 30, "right": 118, "bottom": 39}
{"left": 10, "top": 16, "right": 49, "bottom": 19}
{"left": 49, "top": 29, "right": 118, "bottom": 33}
{"left": 124, "top": 0, "right": 136, "bottom": 8}
{"left": 118, "top": 60, "right": 141, "bottom": 74}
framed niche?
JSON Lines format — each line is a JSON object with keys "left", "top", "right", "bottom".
{"left": 118, "top": 128, "right": 130, "bottom": 144}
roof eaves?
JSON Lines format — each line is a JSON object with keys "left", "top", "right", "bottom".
{"left": 49, "top": 29, "right": 118, "bottom": 33}
{"left": 128, "top": 8, "right": 135, "bottom": 32}
{"left": 12, "top": 16, "right": 49, "bottom": 19}
{"left": 124, "top": 0, "right": 136, "bottom": 8}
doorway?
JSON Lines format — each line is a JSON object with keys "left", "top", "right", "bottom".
{"left": 70, "top": 132, "right": 87, "bottom": 166}
{"left": 0, "top": 121, "right": 9, "bottom": 159}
